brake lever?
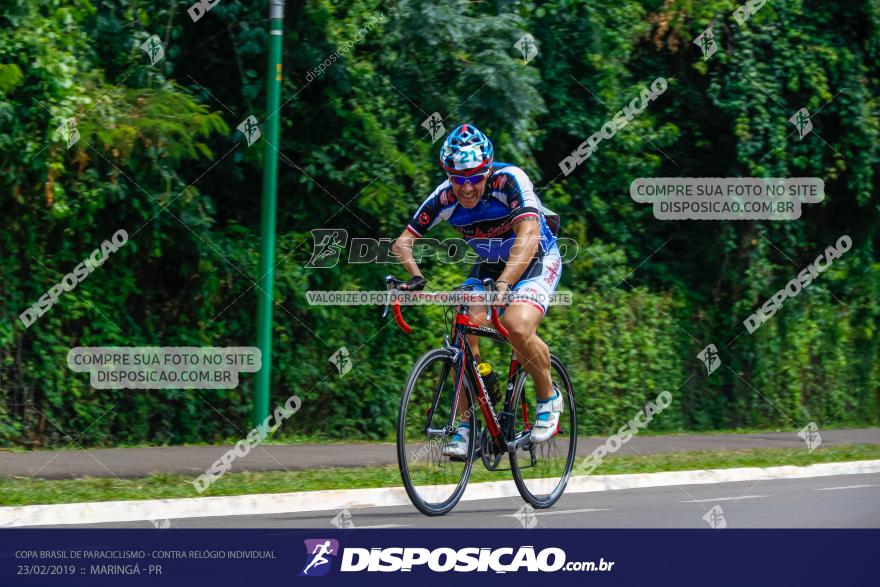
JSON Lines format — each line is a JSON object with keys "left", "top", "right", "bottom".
{"left": 482, "top": 278, "right": 496, "bottom": 317}
{"left": 382, "top": 275, "right": 397, "bottom": 318}
{"left": 481, "top": 277, "right": 509, "bottom": 338}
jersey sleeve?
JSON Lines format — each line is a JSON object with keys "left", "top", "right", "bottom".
{"left": 406, "top": 182, "right": 451, "bottom": 237}
{"left": 500, "top": 166, "right": 541, "bottom": 223}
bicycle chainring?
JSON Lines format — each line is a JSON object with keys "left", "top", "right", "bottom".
{"left": 480, "top": 426, "right": 505, "bottom": 471}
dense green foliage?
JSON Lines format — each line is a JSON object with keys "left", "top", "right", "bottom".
{"left": 1, "top": 0, "right": 877, "bottom": 448}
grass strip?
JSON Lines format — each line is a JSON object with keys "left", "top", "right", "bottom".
{"left": 1, "top": 443, "right": 878, "bottom": 507}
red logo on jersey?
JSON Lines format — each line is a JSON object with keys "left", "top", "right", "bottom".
{"left": 440, "top": 188, "right": 455, "bottom": 206}
{"left": 492, "top": 175, "right": 507, "bottom": 190}
{"left": 418, "top": 212, "right": 430, "bottom": 225}
{"left": 472, "top": 221, "right": 514, "bottom": 238}
{"left": 544, "top": 257, "right": 561, "bottom": 285}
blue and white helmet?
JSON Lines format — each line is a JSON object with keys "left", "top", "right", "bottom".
{"left": 439, "top": 124, "right": 494, "bottom": 175}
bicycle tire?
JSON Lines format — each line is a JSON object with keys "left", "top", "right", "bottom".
{"left": 397, "top": 348, "right": 477, "bottom": 516}
{"left": 508, "top": 354, "right": 577, "bottom": 508}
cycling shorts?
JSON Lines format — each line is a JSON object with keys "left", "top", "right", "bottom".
{"left": 462, "top": 244, "right": 562, "bottom": 314}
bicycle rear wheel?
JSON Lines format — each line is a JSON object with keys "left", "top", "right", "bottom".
{"left": 509, "top": 354, "right": 577, "bottom": 508}
{"left": 397, "top": 348, "right": 476, "bottom": 516}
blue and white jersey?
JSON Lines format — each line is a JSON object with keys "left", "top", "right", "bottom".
{"left": 406, "top": 163, "right": 559, "bottom": 262}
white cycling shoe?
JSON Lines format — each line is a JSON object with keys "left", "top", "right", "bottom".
{"left": 441, "top": 423, "right": 470, "bottom": 459}
{"left": 530, "top": 387, "right": 563, "bottom": 444}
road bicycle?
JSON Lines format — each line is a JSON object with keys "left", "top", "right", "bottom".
{"left": 385, "top": 275, "right": 577, "bottom": 516}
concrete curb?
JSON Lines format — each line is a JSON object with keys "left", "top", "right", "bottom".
{"left": 2, "top": 459, "right": 878, "bottom": 527}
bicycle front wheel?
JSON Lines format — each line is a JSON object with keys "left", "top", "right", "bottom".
{"left": 509, "top": 354, "right": 577, "bottom": 508}
{"left": 397, "top": 348, "right": 476, "bottom": 516}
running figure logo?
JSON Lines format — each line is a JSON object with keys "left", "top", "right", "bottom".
{"left": 237, "top": 115, "right": 262, "bottom": 147}
{"left": 329, "top": 347, "right": 352, "bottom": 377}
{"left": 797, "top": 421, "right": 822, "bottom": 452}
{"left": 421, "top": 112, "right": 446, "bottom": 143}
{"left": 514, "top": 34, "right": 538, "bottom": 63}
{"left": 697, "top": 344, "right": 721, "bottom": 375}
{"left": 306, "top": 228, "right": 348, "bottom": 268}
{"left": 139, "top": 34, "right": 165, "bottom": 65}
{"left": 300, "top": 539, "right": 340, "bottom": 577}
{"left": 702, "top": 505, "right": 727, "bottom": 529}
{"left": 56, "top": 118, "right": 80, "bottom": 149}
{"left": 693, "top": 27, "right": 717, "bottom": 60}
{"left": 789, "top": 108, "right": 814, "bottom": 139}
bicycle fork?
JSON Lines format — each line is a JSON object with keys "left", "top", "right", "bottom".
{"left": 422, "top": 336, "right": 472, "bottom": 439}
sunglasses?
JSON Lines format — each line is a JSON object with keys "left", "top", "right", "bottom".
{"left": 448, "top": 172, "right": 489, "bottom": 186}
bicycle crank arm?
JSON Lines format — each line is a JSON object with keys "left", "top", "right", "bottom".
{"left": 506, "top": 430, "right": 532, "bottom": 452}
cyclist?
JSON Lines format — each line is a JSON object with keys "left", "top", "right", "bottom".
{"left": 392, "top": 124, "right": 563, "bottom": 458}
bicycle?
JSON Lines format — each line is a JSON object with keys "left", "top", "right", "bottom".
{"left": 385, "top": 275, "right": 577, "bottom": 516}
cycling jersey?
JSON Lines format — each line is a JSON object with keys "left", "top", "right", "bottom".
{"left": 406, "top": 162, "right": 559, "bottom": 262}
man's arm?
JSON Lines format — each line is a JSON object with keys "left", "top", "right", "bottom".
{"left": 496, "top": 166, "right": 543, "bottom": 291}
{"left": 391, "top": 229, "right": 422, "bottom": 279}
{"left": 391, "top": 229, "right": 428, "bottom": 291}
{"left": 393, "top": 184, "right": 449, "bottom": 290}
{"left": 497, "top": 217, "right": 540, "bottom": 295}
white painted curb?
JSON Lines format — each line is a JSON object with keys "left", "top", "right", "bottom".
{"left": 2, "top": 459, "right": 878, "bottom": 528}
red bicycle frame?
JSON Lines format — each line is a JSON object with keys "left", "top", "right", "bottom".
{"left": 387, "top": 282, "right": 533, "bottom": 450}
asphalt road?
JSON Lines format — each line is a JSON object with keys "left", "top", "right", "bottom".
{"left": 4, "top": 428, "right": 879, "bottom": 478}
{"left": 44, "top": 472, "right": 880, "bottom": 529}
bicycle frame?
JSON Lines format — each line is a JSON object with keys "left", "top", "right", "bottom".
{"left": 386, "top": 277, "right": 531, "bottom": 453}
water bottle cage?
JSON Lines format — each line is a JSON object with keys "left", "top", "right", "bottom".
{"left": 481, "top": 372, "right": 501, "bottom": 406}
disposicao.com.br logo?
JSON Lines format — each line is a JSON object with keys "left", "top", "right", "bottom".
{"left": 300, "top": 539, "right": 340, "bottom": 577}
{"left": 300, "top": 541, "right": 614, "bottom": 574}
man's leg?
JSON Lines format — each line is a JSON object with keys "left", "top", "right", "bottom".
{"left": 441, "top": 282, "right": 485, "bottom": 458}
{"left": 467, "top": 301, "right": 489, "bottom": 363}
{"left": 445, "top": 304, "right": 483, "bottom": 454}
{"left": 501, "top": 301, "right": 562, "bottom": 443}
{"left": 500, "top": 302, "right": 552, "bottom": 399}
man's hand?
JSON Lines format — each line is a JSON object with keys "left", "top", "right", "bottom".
{"left": 493, "top": 280, "right": 511, "bottom": 307}
{"left": 399, "top": 275, "right": 427, "bottom": 291}
{"left": 392, "top": 229, "right": 425, "bottom": 290}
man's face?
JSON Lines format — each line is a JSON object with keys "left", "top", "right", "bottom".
{"left": 449, "top": 175, "right": 488, "bottom": 208}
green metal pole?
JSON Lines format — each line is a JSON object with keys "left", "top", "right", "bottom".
{"left": 253, "top": 0, "right": 285, "bottom": 427}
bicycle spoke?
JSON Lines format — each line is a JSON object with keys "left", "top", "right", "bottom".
{"left": 509, "top": 356, "right": 577, "bottom": 508}
{"left": 398, "top": 349, "right": 475, "bottom": 515}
